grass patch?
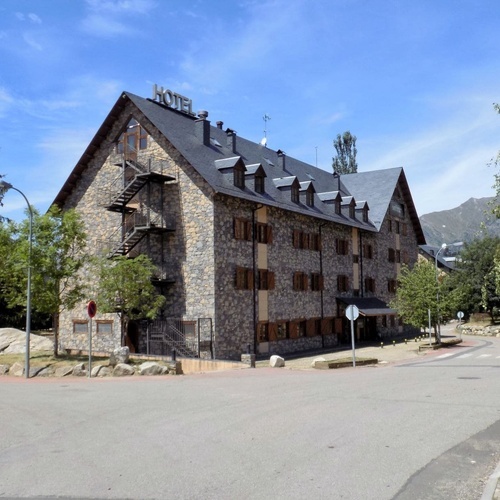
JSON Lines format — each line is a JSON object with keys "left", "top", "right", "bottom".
{"left": 0, "top": 351, "right": 109, "bottom": 369}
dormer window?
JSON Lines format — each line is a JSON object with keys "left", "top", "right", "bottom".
{"left": 117, "top": 118, "right": 147, "bottom": 158}
{"left": 291, "top": 184, "right": 299, "bottom": 203}
{"left": 335, "top": 200, "right": 341, "bottom": 215}
{"left": 349, "top": 204, "right": 355, "bottom": 218}
{"left": 306, "top": 190, "right": 314, "bottom": 207}
{"left": 255, "top": 173, "right": 265, "bottom": 194}
{"left": 234, "top": 165, "right": 245, "bottom": 188}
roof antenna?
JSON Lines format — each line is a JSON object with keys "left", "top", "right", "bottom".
{"left": 260, "top": 114, "right": 271, "bottom": 147}
{"left": 315, "top": 146, "right": 318, "bottom": 168}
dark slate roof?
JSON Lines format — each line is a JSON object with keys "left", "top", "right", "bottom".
{"left": 53, "top": 91, "right": 425, "bottom": 241}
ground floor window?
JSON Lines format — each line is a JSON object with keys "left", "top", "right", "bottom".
{"left": 73, "top": 320, "right": 88, "bottom": 334}
{"left": 257, "top": 322, "right": 269, "bottom": 342}
{"left": 96, "top": 321, "right": 113, "bottom": 335}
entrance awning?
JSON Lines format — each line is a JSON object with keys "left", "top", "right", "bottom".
{"left": 337, "top": 297, "right": 397, "bottom": 317}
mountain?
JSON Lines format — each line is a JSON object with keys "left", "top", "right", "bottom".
{"left": 419, "top": 197, "right": 500, "bottom": 246}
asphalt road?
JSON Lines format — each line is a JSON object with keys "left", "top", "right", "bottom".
{"left": 1, "top": 334, "right": 500, "bottom": 500}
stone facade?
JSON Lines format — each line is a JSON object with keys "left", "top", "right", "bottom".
{"left": 56, "top": 91, "right": 424, "bottom": 361}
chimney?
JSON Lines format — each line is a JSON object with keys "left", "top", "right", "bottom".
{"left": 216, "top": 121, "right": 223, "bottom": 129}
{"left": 277, "top": 149, "right": 286, "bottom": 170}
{"left": 226, "top": 128, "right": 237, "bottom": 153}
{"left": 195, "top": 110, "right": 210, "bottom": 146}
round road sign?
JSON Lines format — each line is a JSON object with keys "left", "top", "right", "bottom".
{"left": 87, "top": 300, "right": 97, "bottom": 318}
{"left": 457, "top": 311, "right": 464, "bottom": 319}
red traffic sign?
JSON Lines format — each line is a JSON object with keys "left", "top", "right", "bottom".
{"left": 87, "top": 300, "right": 97, "bottom": 318}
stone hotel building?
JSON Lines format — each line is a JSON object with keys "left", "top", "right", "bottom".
{"left": 53, "top": 87, "right": 426, "bottom": 360}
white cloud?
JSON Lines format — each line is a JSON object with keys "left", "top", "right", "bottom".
{"left": 22, "top": 32, "right": 42, "bottom": 51}
{"left": 81, "top": 0, "right": 156, "bottom": 37}
{"left": 80, "top": 15, "right": 128, "bottom": 37}
{"left": 27, "top": 13, "right": 42, "bottom": 24}
{"left": 15, "top": 12, "right": 42, "bottom": 24}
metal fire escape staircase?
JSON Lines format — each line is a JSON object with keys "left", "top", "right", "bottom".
{"left": 105, "top": 159, "right": 175, "bottom": 258}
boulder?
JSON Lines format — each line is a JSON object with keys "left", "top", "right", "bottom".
{"left": 113, "top": 363, "right": 135, "bottom": 377}
{"left": 109, "top": 347, "right": 130, "bottom": 367}
{"left": 0, "top": 328, "right": 53, "bottom": 354}
{"left": 96, "top": 366, "right": 112, "bottom": 378}
{"left": 311, "top": 357, "right": 326, "bottom": 368}
{"left": 138, "top": 361, "right": 164, "bottom": 376}
{"left": 9, "top": 362, "right": 24, "bottom": 377}
{"left": 55, "top": 366, "right": 74, "bottom": 377}
{"left": 270, "top": 355, "right": 285, "bottom": 368}
{"left": 72, "top": 363, "right": 87, "bottom": 377}
{"left": 37, "top": 366, "right": 55, "bottom": 377}
{"left": 0, "top": 364, "right": 11, "bottom": 375}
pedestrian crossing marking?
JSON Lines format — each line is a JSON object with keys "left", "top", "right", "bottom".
{"left": 436, "top": 353, "right": 454, "bottom": 358}
{"left": 457, "top": 353, "right": 473, "bottom": 358}
{"left": 478, "top": 354, "right": 492, "bottom": 358}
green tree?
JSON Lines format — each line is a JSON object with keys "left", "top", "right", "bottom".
{"left": 390, "top": 260, "right": 441, "bottom": 338}
{"left": 0, "top": 207, "right": 88, "bottom": 354}
{"left": 444, "top": 236, "right": 500, "bottom": 319}
{"left": 332, "top": 131, "right": 358, "bottom": 175}
{"left": 96, "top": 254, "right": 166, "bottom": 344}
{"left": 490, "top": 103, "right": 500, "bottom": 218}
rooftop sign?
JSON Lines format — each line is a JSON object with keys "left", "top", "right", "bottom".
{"left": 152, "top": 84, "right": 195, "bottom": 116}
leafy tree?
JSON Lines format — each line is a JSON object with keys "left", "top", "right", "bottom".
{"left": 390, "top": 260, "right": 441, "bottom": 339}
{"left": 444, "top": 236, "right": 500, "bottom": 319}
{"left": 96, "top": 254, "right": 166, "bottom": 344}
{"left": 0, "top": 207, "right": 88, "bottom": 354}
{"left": 492, "top": 104, "right": 500, "bottom": 219}
{"left": 332, "top": 131, "right": 358, "bottom": 174}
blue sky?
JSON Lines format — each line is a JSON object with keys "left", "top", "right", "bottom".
{"left": 0, "top": 0, "right": 498, "bottom": 222}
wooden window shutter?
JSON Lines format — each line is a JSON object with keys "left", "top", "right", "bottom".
{"left": 321, "top": 318, "right": 332, "bottom": 335}
{"left": 247, "top": 269, "right": 254, "bottom": 289}
{"left": 266, "top": 225, "right": 273, "bottom": 244}
{"left": 268, "top": 271, "right": 275, "bottom": 290}
{"left": 334, "top": 318, "right": 343, "bottom": 334}
{"left": 268, "top": 323, "right": 278, "bottom": 341}
{"left": 303, "top": 273, "right": 308, "bottom": 291}
{"left": 293, "top": 230, "right": 300, "bottom": 248}
{"left": 319, "top": 275, "right": 324, "bottom": 291}
{"left": 289, "top": 321, "right": 298, "bottom": 339}
{"left": 306, "top": 319, "right": 316, "bottom": 337}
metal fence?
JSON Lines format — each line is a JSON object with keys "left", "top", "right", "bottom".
{"left": 140, "top": 318, "right": 213, "bottom": 359}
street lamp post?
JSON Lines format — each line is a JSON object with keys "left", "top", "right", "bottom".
{"left": 435, "top": 243, "right": 447, "bottom": 343}
{"left": 0, "top": 181, "right": 33, "bottom": 379}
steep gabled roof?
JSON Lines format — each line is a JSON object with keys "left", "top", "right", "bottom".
{"left": 341, "top": 168, "right": 426, "bottom": 244}
{"left": 53, "top": 91, "right": 424, "bottom": 241}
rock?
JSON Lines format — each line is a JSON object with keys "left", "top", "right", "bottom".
{"left": 0, "top": 328, "right": 53, "bottom": 354}
{"left": 37, "top": 366, "right": 55, "bottom": 377}
{"left": 72, "top": 363, "right": 87, "bottom": 377}
{"left": 138, "top": 361, "right": 164, "bottom": 376}
{"left": 311, "top": 357, "right": 326, "bottom": 368}
{"left": 55, "top": 366, "right": 74, "bottom": 377}
{"left": 96, "top": 366, "right": 112, "bottom": 377}
{"left": 9, "top": 362, "right": 24, "bottom": 377}
{"left": 0, "top": 364, "right": 11, "bottom": 375}
{"left": 167, "top": 361, "right": 182, "bottom": 375}
{"left": 109, "top": 347, "right": 130, "bottom": 367}
{"left": 28, "top": 366, "right": 49, "bottom": 378}
{"left": 113, "top": 363, "right": 135, "bottom": 376}
{"left": 270, "top": 355, "right": 285, "bottom": 368}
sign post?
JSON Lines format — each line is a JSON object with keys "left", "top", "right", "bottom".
{"left": 87, "top": 300, "right": 97, "bottom": 378}
{"left": 457, "top": 311, "right": 464, "bottom": 340}
{"left": 345, "top": 305, "right": 360, "bottom": 367}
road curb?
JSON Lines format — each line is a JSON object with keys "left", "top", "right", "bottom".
{"left": 481, "top": 459, "right": 500, "bottom": 500}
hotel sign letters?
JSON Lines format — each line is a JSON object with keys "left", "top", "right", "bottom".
{"left": 152, "top": 84, "right": 195, "bottom": 116}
